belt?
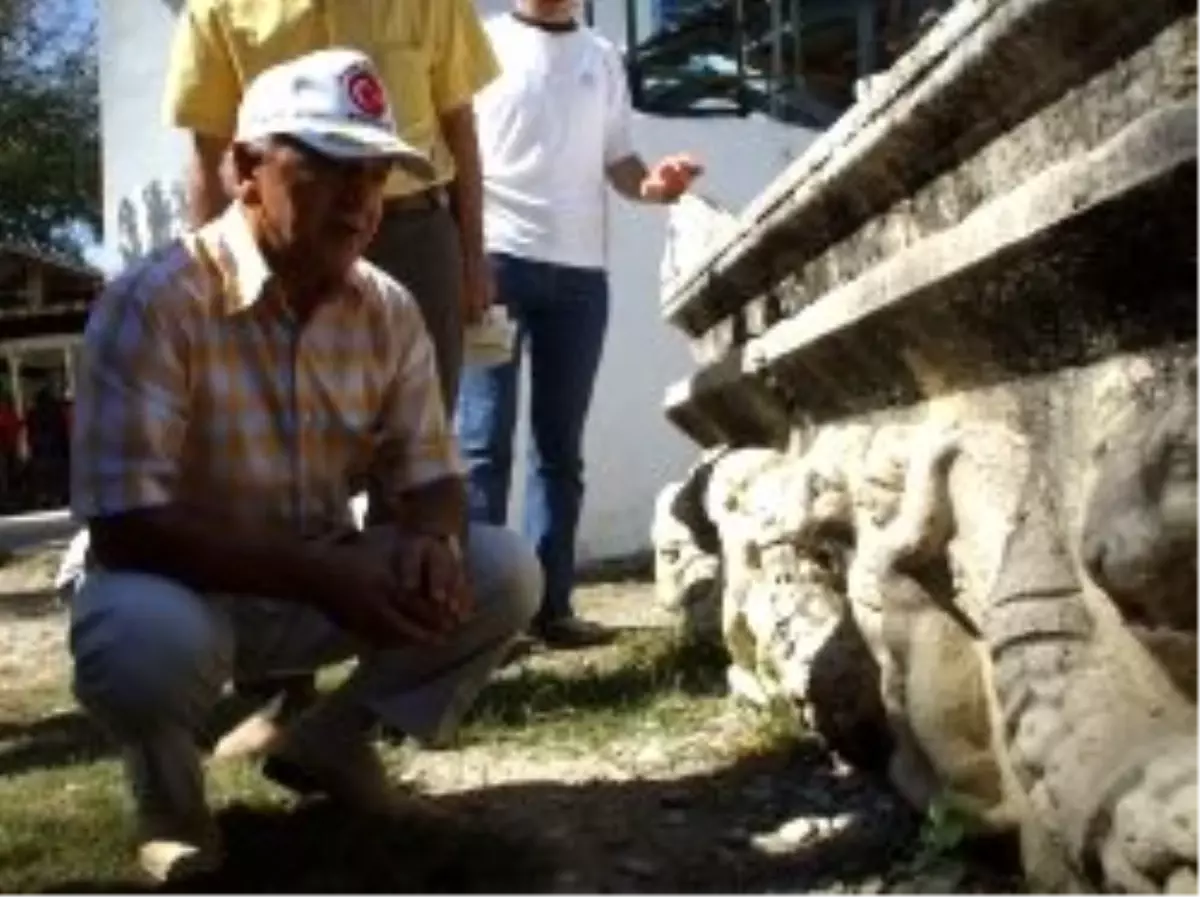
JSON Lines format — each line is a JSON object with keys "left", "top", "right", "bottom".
{"left": 383, "top": 186, "right": 449, "bottom": 214}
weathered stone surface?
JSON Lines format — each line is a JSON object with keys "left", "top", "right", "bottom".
{"left": 667, "top": 98, "right": 1196, "bottom": 444}
{"left": 650, "top": 436, "right": 893, "bottom": 769}
{"left": 651, "top": 0, "right": 1197, "bottom": 891}
{"left": 658, "top": 0, "right": 1196, "bottom": 446}
{"left": 663, "top": 0, "right": 1192, "bottom": 339}
{"left": 651, "top": 477, "right": 722, "bottom": 641}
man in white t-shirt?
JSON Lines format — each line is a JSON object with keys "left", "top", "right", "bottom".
{"left": 458, "top": 0, "right": 702, "bottom": 648}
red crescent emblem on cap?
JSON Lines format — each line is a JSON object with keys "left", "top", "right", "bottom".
{"left": 346, "top": 68, "right": 386, "bottom": 118}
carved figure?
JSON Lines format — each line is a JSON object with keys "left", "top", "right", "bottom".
{"left": 655, "top": 431, "right": 892, "bottom": 769}
{"left": 651, "top": 478, "right": 722, "bottom": 640}
{"left": 844, "top": 423, "right": 1013, "bottom": 831}
{"left": 1082, "top": 364, "right": 1197, "bottom": 628}
{"left": 951, "top": 418, "right": 1197, "bottom": 893}
{"left": 705, "top": 447, "right": 795, "bottom": 705}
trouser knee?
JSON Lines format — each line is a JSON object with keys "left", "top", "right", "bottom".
{"left": 70, "top": 571, "right": 232, "bottom": 738}
{"left": 467, "top": 524, "right": 542, "bottom": 636}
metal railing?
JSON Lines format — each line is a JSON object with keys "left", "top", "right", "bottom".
{"left": 622, "top": 0, "right": 946, "bottom": 125}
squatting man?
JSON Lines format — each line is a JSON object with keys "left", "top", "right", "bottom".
{"left": 64, "top": 49, "right": 541, "bottom": 882}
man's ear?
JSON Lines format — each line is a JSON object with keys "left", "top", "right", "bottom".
{"left": 229, "top": 141, "right": 264, "bottom": 202}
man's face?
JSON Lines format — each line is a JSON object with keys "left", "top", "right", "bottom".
{"left": 237, "top": 136, "right": 391, "bottom": 284}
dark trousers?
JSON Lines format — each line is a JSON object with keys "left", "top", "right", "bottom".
{"left": 365, "top": 199, "right": 464, "bottom": 414}
{"left": 455, "top": 253, "right": 609, "bottom": 623}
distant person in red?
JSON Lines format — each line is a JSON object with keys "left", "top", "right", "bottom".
{"left": 0, "top": 395, "right": 21, "bottom": 506}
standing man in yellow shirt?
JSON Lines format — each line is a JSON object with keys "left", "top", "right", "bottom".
{"left": 161, "top": 0, "right": 499, "bottom": 754}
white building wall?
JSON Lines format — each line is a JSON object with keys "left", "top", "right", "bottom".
{"left": 98, "top": 0, "right": 818, "bottom": 560}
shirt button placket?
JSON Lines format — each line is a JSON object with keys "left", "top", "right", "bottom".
{"left": 285, "top": 318, "right": 306, "bottom": 533}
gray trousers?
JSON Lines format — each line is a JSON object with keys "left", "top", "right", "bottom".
{"left": 365, "top": 202, "right": 463, "bottom": 414}
{"left": 69, "top": 524, "right": 540, "bottom": 828}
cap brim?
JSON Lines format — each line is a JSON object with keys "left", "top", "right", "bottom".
{"left": 288, "top": 123, "right": 435, "bottom": 181}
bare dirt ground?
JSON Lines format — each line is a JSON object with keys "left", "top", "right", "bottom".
{"left": 0, "top": 547, "right": 1024, "bottom": 893}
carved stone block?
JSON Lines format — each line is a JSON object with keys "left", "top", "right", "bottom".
{"left": 653, "top": 0, "right": 1195, "bottom": 888}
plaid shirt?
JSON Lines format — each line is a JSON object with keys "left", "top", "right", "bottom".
{"left": 71, "top": 204, "right": 462, "bottom": 536}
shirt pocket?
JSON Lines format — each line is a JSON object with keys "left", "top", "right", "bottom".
{"left": 221, "top": 1, "right": 320, "bottom": 64}
{"left": 363, "top": 0, "right": 426, "bottom": 49}
{"left": 372, "top": 43, "right": 440, "bottom": 145}
{"left": 343, "top": 1, "right": 429, "bottom": 74}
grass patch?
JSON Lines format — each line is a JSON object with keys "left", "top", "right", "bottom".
{"left": 457, "top": 630, "right": 730, "bottom": 748}
{"left": 0, "top": 545, "right": 63, "bottom": 597}
{"left": 0, "top": 753, "right": 557, "bottom": 893}
{"left": 0, "top": 626, "right": 760, "bottom": 891}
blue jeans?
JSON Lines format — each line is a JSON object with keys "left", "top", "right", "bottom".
{"left": 455, "top": 253, "right": 609, "bottom": 623}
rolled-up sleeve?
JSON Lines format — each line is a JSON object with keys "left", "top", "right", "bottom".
{"left": 430, "top": 0, "right": 500, "bottom": 114}
{"left": 371, "top": 289, "right": 463, "bottom": 495}
{"left": 162, "top": 0, "right": 241, "bottom": 139}
{"left": 71, "top": 275, "right": 189, "bottom": 521}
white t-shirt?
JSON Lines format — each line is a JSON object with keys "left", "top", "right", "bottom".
{"left": 475, "top": 14, "right": 636, "bottom": 271}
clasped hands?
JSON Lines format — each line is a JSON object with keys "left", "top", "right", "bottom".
{"left": 313, "top": 532, "right": 472, "bottom": 649}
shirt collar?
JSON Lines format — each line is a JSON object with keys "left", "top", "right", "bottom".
{"left": 196, "top": 203, "right": 366, "bottom": 316}
{"left": 510, "top": 10, "right": 579, "bottom": 32}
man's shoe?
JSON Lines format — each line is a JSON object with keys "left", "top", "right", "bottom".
{"left": 262, "top": 701, "right": 449, "bottom": 820}
{"left": 212, "top": 676, "right": 318, "bottom": 761}
{"left": 531, "top": 616, "right": 616, "bottom": 650}
{"left": 136, "top": 810, "right": 223, "bottom": 884}
{"left": 137, "top": 836, "right": 223, "bottom": 884}
{"left": 126, "top": 732, "right": 222, "bottom": 883}
{"left": 211, "top": 693, "right": 287, "bottom": 760}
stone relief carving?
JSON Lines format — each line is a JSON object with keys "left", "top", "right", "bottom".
{"left": 840, "top": 423, "right": 1014, "bottom": 836}
{"left": 651, "top": 430, "right": 892, "bottom": 771}
{"left": 955, "top": 376, "right": 1200, "bottom": 897}
{"left": 1081, "top": 364, "right": 1197, "bottom": 627}
{"left": 652, "top": 362, "right": 1198, "bottom": 892}
{"left": 651, "top": 475, "right": 722, "bottom": 641}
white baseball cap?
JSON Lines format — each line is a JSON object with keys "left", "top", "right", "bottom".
{"left": 234, "top": 48, "right": 433, "bottom": 178}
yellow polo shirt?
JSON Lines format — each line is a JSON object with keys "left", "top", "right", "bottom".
{"left": 163, "top": 0, "right": 499, "bottom": 196}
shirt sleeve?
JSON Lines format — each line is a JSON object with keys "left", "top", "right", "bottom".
{"left": 162, "top": 0, "right": 241, "bottom": 138}
{"left": 429, "top": 0, "right": 500, "bottom": 114}
{"left": 71, "top": 272, "right": 190, "bottom": 521}
{"left": 370, "top": 287, "right": 464, "bottom": 495}
{"left": 602, "top": 41, "right": 636, "bottom": 165}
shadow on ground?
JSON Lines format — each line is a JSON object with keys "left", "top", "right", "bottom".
{"left": 0, "top": 693, "right": 299, "bottom": 780}
{"left": 0, "top": 710, "right": 113, "bottom": 777}
{"left": 0, "top": 590, "right": 61, "bottom": 618}
{"left": 39, "top": 742, "right": 971, "bottom": 894}
{"left": 9, "top": 631, "right": 1023, "bottom": 893}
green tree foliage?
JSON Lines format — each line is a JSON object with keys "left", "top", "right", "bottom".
{"left": 0, "top": 0, "right": 99, "bottom": 259}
